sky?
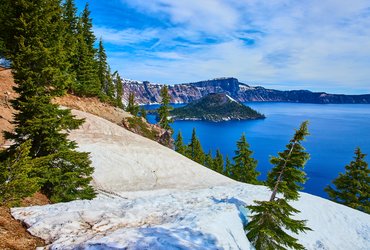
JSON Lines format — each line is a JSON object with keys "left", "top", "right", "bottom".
{"left": 75, "top": 0, "right": 370, "bottom": 94}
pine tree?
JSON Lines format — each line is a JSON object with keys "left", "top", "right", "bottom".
{"left": 80, "top": 3, "right": 96, "bottom": 55}
{"left": 246, "top": 121, "right": 311, "bottom": 250}
{"left": 232, "top": 134, "right": 260, "bottom": 184}
{"left": 225, "top": 155, "right": 233, "bottom": 177}
{"left": 140, "top": 107, "right": 147, "bottom": 120}
{"left": 97, "top": 38, "right": 115, "bottom": 101}
{"left": 325, "top": 147, "right": 370, "bottom": 213}
{"left": 267, "top": 121, "right": 310, "bottom": 201}
{"left": 74, "top": 3, "right": 100, "bottom": 96}
{"left": 186, "top": 128, "right": 205, "bottom": 164}
{"left": 204, "top": 150, "right": 213, "bottom": 169}
{"left": 174, "top": 131, "right": 186, "bottom": 155}
{"left": 158, "top": 85, "right": 173, "bottom": 132}
{"left": 3, "top": 0, "right": 96, "bottom": 202}
{"left": 0, "top": 141, "right": 40, "bottom": 206}
{"left": 62, "top": 0, "right": 79, "bottom": 91}
{"left": 113, "top": 71, "right": 124, "bottom": 108}
{"left": 127, "top": 92, "right": 139, "bottom": 116}
{"left": 213, "top": 149, "right": 224, "bottom": 173}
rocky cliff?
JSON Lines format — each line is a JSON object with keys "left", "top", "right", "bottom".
{"left": 122, "top": 77, "right": 370, "bottom": 104}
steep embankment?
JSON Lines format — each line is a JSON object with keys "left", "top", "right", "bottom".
{"left": 123, "top": 77, "right": 370, "bottom": 104}
{"left": 11, "top": 109, "right": 370, "bottom": 249}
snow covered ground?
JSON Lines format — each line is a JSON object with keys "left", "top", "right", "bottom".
{"left": 12, "top": 110, "right": 370, "bottom": 250}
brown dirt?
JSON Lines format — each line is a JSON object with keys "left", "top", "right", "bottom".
{"left": 0, "top": 67, "right": 16, "bottom": 148}
{"left": 54, "top": 94, "right": 132, "bottom": 125}
{"left": 0, "top": 193, "right": 49, "bottom": 250}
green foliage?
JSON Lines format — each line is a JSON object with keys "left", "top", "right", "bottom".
{"left": 186, "top": 128, "right": 205, "bottom": 164}
{"left": 140, "top": 107, "right": 147, "bottom": 120}
{"left": 126, "top": 117, "right": 157, "bottom": 140}
{"left": 38, "top": 150, "right": 95, "bottom": 203}
{"left": 267, "top": 121, "right": 310, "bottom": 201}
{"left": 74, "top": 18, "right": 100, "bottom": 96}
{"left": 231, "top": 134, "right": 260, "bottom": 184}
{"left": 246, "top": 199, "right": 310, "bottom": 250}
{"left": 213, "top": 149, "right": 224, "bottom": 173}
{"left": 61, "top": 0, "right": 79, "bottom": 90}
{"left": 113, "top": 71, "right": 124, "bottom": 109}
{"left": 158, "top": 85, "right": 173, "bottom": 132}
{"left": 127, "top": 92, "right": 139, "bottom": 116}
{"left": 325, "top": 147, "right": 370, "bottom": 213}
{"left": 204, "top": 150, "right": 213, "bottom": 169}
{"left": 174, "top": 131, "right": 186, "bottom": 155}
{"left": 0, "top": 141, "right": 40, "bottom": 206}
{"left": 225, "top": 155, "right": 233, "bottom": 177}
{"left": 98, "top": 38, "right": 115, "bottom": 101}
{"left": 246, "top": 121, "right": 311, "bottom": 250}
{"left": 2, "top": 0, "right": 96, "bottom": 202}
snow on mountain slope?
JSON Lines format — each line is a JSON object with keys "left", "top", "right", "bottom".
{"left": 67, "top": 109, "right": 233, "bottom": 193}
{"left": 11, "top": 110, "right": 370, "bottom": 250}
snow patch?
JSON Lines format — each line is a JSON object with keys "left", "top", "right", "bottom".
{"left": 11, "top": 109, "right": 370, "bottom": 250}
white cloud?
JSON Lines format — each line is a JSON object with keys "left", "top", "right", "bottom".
{"left": 101, "top": 0, "right": 370, "bottom": 93}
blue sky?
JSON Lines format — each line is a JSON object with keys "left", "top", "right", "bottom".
{"left": 75, "top": 0, "right": 370, "bottom": 94}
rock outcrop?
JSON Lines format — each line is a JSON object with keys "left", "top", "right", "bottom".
{"left": 122, "top": 77, "right": 370, "bottom": 104}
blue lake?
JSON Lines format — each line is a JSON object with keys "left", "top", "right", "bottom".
{"left": 145, "top": 103, "right": 370, "bottom": 198}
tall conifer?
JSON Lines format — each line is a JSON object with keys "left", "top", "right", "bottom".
{"left": 213, "top": 149, "right": 224, "bottom": 173}
{"left": 3, "top": 0, "right": 95, "bottom": 202}
{"left": 174, "top": 131, "right": 186, "bottom": 155}
{"left": 158, "top": 85, "right": 173, "bottom": 132}
{"left": 186, "top": 128, "right": 205, "bottom": 164}
{"left": 246, "top": 121, "right": 311, "bottom": 250}
{"left": 113, "top": 71, "right": 124, "bottom": 108}
{"left": 325, "top": 147, "right": 370, "bottom": 213}
{"left": 232, "top": 134, "right": 259, "bottom": 184}
{"left": 74, "top": 3, "right": 100, "bottom": 96}
{"left": 127, "top": 92, "right": 139, "bottom": 116}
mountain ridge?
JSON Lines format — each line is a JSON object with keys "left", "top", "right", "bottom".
{"left": 122, "top": 77, "right": 370, "bottom": 104}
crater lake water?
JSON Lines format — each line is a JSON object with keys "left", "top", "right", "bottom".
{"left": 145, "top": 103, "right": 370, "bottom": 198}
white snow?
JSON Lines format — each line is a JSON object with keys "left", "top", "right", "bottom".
{"left": 11, "top": 110, "right": 370, "bottom": 250}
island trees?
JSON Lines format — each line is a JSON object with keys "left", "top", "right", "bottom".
{"left": 246, "top": 121, "right": 311, "bottom": 250}
{"left": 325, "top": 147, "right": 370, "bottom": 214}
{"left": 1, "top": 0, "right": 95, "bottom": 202}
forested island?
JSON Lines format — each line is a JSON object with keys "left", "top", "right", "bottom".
{"left": 170, "top": 93, "right": 265, "bottom": 122}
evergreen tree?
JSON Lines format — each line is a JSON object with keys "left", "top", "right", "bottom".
{"left": 204, "top": 150, "right": 213, "bottom": 169}
{"left": 267, "top": 121, "right": 310, "bottom": 200}
{"left": 0, "top": 141, "right": 40, "bottom": 206}
{"left": 246, "top": 121, "right": 311, "bottom": 250}
{"left": 80, "top": 3, "right": 96, "bottom": 54}
{"left": 127, "top": 92, "right": 139, "bottom": 116}
{"left": 74, "top": 3, "right": 100, "bottom": 96}
{"left": 225, "top": 155, "right": 233, "bottom": 177}
{"left": 3, "top": 0, "right": 96, "bottom": 202}
{"left": 158, "top": 85, "right": 173, "bottom": 132}
{"left": 140, "top": 107, "right": 147, "bottom": 120}
{"left": 174, "top": 131, "right": 186, "bottom": 155}
{"left": 186, "top": 128, "right": 205, "bottom": 164}
{"left": 113, "top": 71, "right": 124, "bottom": 108}
{"left": 213, "top": 149, "right": 224, "bottom": 173}
{"left": 62, "top": 0, "right": 79, "bottom": 91}
{"left": 325, "top": 147, "right": 370, "bottom": 213}
{"left": 97, "top": 38, "right": 115, "bottom": 101}
{"left": 232, "top": 134, "right": 260, "bottom": 184}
